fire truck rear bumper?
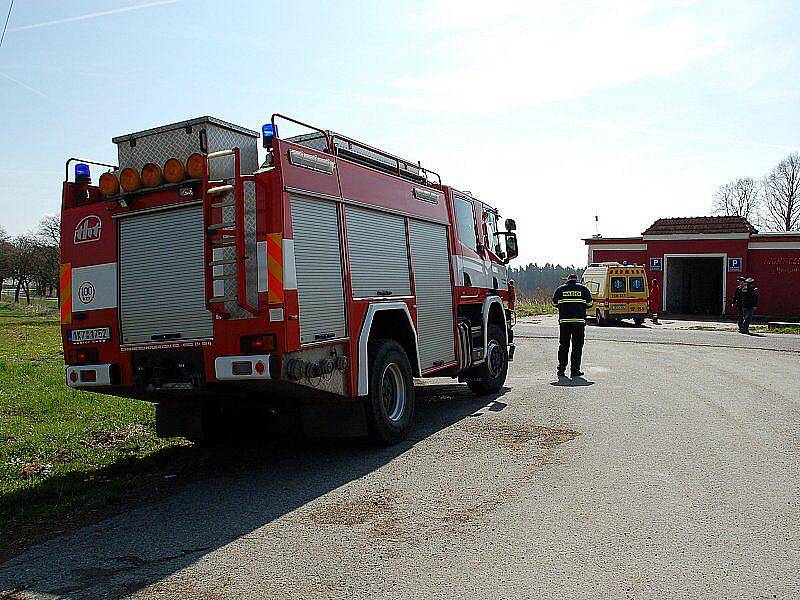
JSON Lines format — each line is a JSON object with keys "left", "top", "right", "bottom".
{"left": 66, "top": 364, "right": 116, "bottom": 388}
{"left": 214, "top": 355, "right": 272, "bottom": 380}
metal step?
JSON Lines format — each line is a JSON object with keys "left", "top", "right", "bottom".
{"left": 211, "top": 198, "right": 235, "bottom": 209}
{"left": 211, "top": 237, "right": 237, "bottom": 247}
{"left": 209, "top": 296, "right": 237, "bottom": 303}
{"left": 208, "top": 221, "right": 236, "bottom": 231}
{"left": 207, "top": 184, "right": 235, "bottom": 196}
{"left": 212, "top": 274, "right": 237, "bottom": 281}
{"left": 208, "top": 258, "right": 237, "bottom": 267}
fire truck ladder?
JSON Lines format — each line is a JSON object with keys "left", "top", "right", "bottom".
{"left": 202, "top": 147, "right": 259, "bottom": 318}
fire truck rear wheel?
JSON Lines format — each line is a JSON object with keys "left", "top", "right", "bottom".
{"left": 466, "top": 323, "right": 508, "bottom": 396}
{"left": 364, "top": 339, "right": 416, "bottom": 445}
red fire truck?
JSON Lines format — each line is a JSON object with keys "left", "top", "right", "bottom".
{"left": 60, "top": 114, "right": 519, "bottom": 444}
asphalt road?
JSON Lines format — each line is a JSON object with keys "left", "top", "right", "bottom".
{"left": 2, "top": 321, "right": 798, "bottom": 598}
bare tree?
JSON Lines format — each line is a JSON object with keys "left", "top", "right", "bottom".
{"left": 0, "top": 226, "right": 10, "bottom": 298}
{"left": 35, "top": 215, "right": 61, "bottom": 298}
{"left": 762, "top": 153, "right": 800, "bottom": 232}
{"left": 9, "top": 235, "right": 38, "bottom": 304}
{"left": 711, "top": 177, "right": 762, "bottom": 225}
{"left": 37, "top": 215, "right": 61, "bottom": 248}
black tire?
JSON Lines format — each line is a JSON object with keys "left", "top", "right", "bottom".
{"left": 633, "top": 317, "right": 645, "bottom": 326}
{"left": 466, "top": 323, "right": 508, "bottom": 396}
{"left": 364, "top": 339, "right": 415, "bottom": 445}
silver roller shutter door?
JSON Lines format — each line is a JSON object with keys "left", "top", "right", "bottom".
{"left": 290, "top": 195, "right": 347, "bottom": 344}
{"left": 409, "top": 220, "right": 456, "bottom": 370}
{"left": 119, "top": 204, "right": 213, "bottom": 344}
{"left": 345, "top": 206, "right": 411, "bottom": 298}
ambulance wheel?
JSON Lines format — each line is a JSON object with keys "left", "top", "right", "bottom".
{"left": 596, "top": 309, "right": 606, "bottom": 326}
{"left": 633, "top": 317, "right": 645, "bottom": 326}
{"left": 467, "top": 324, "right": 508, "bottom": 396}
{"left": 364, "top": 339, "right": 415, "bottom": 445}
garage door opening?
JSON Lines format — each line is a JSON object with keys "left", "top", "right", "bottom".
{"left": 665, "top": 256, "right": 724, "bottom": 315}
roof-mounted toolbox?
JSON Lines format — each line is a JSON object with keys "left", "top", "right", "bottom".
{"left": 112, "top": 116, "right": 259, "bottom": 181}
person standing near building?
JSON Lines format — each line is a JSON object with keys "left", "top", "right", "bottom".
{"left": 733, "top": 276, "right": 759, "bottom": 334}
{"left": 553, "top": 274, "right": 593, "bottom": 378}
{"left": 648, "top": 278, "right": 661, "bottom": 324}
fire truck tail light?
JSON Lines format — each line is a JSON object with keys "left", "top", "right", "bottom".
{"left": 241, "top": 334, "right": 277, "bottom": 354}
{"left": 68, "top": 347, "right": 99, "bottom": 365}
{"left": 141, "top": 163, "right": 164, "bottom": 187}
{"left": 99, "top": 172, "right": 120, "bottom": 196}
{"left": 186, "top": 153, "right": 204, "bottom": 179}
{"left": 163, "top": 158, "right": 186, "bottom": 183}
{"left": 80, "top": 370, "right": 97, "bottom": 383}
{"left": 119, "top": 168, "right": 141, "bottom": 192}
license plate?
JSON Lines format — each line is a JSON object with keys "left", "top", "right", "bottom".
{"left": 68, "top": 327, "right": 111, "bottom": 343}
{"left": 612, "top": 304, "right": 626, "bottom": 311}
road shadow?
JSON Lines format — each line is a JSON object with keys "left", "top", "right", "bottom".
{"left": 550, "top": 376, "right": 595, "bottom": 387}
{"left": 0, "top": 383, "right": 503, "bottom": 598}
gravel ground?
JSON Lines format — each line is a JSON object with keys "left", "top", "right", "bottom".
{"left": 1, "top": 323, "right": 798, "bottom": 599}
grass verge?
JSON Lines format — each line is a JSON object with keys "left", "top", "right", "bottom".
{"left": 0, "top": 301, "right": 189, "bottom": 560}
{"left": 515, "top": 301, "right": 557, "bottom": 317}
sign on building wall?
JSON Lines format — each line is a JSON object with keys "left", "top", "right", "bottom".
{"left": 649, "top": 257, "right": 663, "bottom": 271}
{"left": 728, "top": 258, "right": 743, "bottom": 272}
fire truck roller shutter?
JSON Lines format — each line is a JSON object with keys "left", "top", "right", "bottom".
{"left": 119, "top": 204, "right": 213, "bottom": 344}
{"left": 408, "top": 220, "right": 456, "bottom": 371}
{"left": 290, "top": 195, "right": 347, "bottom": 344}
{"left": 345, "top": 206, "right": 411, "bottom": 298}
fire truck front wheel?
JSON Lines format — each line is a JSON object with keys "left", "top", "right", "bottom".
{"left": 467, "top": 324, "right": 509, "bottom": 396}
{"left": 365, "top": 339, "right": 416, "bottom": 445}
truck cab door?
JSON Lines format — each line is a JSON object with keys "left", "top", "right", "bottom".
{"left": 452, "top": 194, "right": 489, "bottom": 291}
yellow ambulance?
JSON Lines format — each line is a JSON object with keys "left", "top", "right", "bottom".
{"left": 581, "top": 262, "right": 650, "bottom": 325}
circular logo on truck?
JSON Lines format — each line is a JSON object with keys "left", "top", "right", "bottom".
{"left": 78, "top": 282, "right": 95, "bottom": 305}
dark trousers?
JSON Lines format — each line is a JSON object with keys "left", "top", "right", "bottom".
{"left": 558, "top": 323, "right": 585, "bottom": 374}
{"left": 738, "top": 307, "right": 755, "bottom": 333}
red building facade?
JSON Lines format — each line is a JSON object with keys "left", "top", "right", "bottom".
{"left": 584, "top": 217, "right": 800, "bottom": 319}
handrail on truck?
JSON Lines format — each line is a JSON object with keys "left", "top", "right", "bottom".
{"left": 64, "top": 158, "right": 118, "bottom": 182}
{"left": 270, "top": 113, "right": 442, "bottom": 186}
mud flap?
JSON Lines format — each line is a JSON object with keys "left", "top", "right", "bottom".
{"left": 301, "top": 398, "right": 369, "bottom": 438}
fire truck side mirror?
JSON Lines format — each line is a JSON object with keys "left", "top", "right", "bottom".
{"left": 505, "top": 218, "right": 517, "bottom": 231}
{"left": 504, "top": 233, "right": 519, "bottom": 262}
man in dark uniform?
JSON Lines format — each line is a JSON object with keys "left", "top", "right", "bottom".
{"left": 733, "top": 276, "right": 758, "bottom": 334}
{"left": 552, "top": 274, "right": 593, "bottom": 378}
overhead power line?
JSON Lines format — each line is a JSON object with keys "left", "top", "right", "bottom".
{"left": 0, "top": 0, "right": 13, "bottom": 49}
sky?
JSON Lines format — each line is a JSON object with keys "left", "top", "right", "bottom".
{"left": 1, "top": 0, "right": 798, "bottom": 266}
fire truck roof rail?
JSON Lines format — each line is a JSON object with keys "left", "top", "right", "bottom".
{"left": 64, "top": 157, "right": 118, "bottom": 181}
{"left": 271, "top": 113, "right": 441, "bottom": 186}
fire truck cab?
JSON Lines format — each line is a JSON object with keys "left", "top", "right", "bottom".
{"left": 60, "top": 114, "right": 519, "bottom": 444}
